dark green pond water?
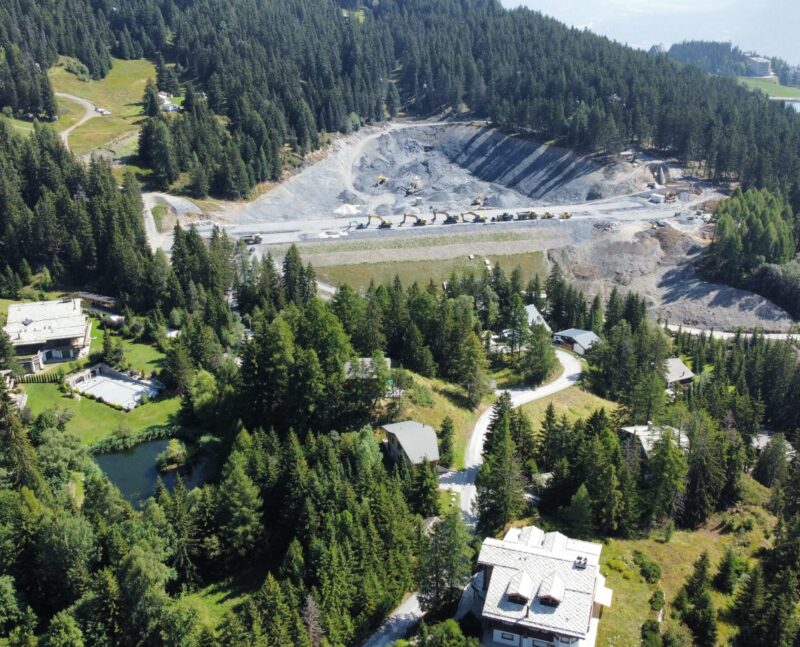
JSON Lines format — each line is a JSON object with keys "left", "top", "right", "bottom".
{"left": 95, "top": 439, "right": 208, "bottom": 506}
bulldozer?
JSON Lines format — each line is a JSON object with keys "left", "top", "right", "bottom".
{"left": 401, "top": 213, "right": 427, "bottom": 227}
{"left": 357, "top": 215, "right": 392, "bottom": 230}
{"left": 472, "top": 192, "right": 487, "bottom": 207}
{"left": 559, "top": 211, "right": 572, "bottom": 220}
{"left": 461, "top": 211, "right": 487, "bottom": 223}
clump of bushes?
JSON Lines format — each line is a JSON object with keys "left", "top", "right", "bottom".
{"left": 633, "top": 551, "right": 662, "bottom": 583}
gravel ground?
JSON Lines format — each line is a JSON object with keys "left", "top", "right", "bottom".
{"left": 143, "top": 119, "right": 796, "bottom": 332}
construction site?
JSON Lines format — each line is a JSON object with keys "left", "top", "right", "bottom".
{"left": 143, "top": 120, "right": 797, "bottom": 333}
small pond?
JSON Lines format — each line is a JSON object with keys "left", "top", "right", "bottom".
{"left": 95, "top": 439, "right": 211, "bottom": 506}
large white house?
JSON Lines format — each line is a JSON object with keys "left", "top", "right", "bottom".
{"left": 476, "top": 525, "right": 612, "bottom": 647}
{"left": 3, "top": 298, "right": 92, "bottom": 373}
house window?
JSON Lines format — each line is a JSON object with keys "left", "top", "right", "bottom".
{"left": 501, "top": 633, "right": 515, "bottom": 641}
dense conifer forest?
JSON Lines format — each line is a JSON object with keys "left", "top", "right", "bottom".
{"left": 4, "top": 0, "right": 800, "bottom": 202}
{"left": 5, "top": 0, "right": 800, "bottom": 643}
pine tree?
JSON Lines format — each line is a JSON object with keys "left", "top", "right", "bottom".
{"left": 409, "top": 461, "right": 440, "bottom": 518}
{"left": 455, "top": 331, "right": 490, "bottom": 408}
{"left": 217, "top": 460, "right": 263, "bottom": 563}
{"left": 521, "top": 323, "right": 556, "bottom": 386}
{"left": 417, "top": 509, "right": 473, "bottom": 611}
{"left": 142, "top": 78, "right": 160, "bottom": 118}
{"left": 438, "top": 417, "right": 455, "bottom": 469}
{"left": 476, "top": 420, "right": 525, "bottom": 536}
{"left": 563, "top": 483, "right": 594, "bottom": 537}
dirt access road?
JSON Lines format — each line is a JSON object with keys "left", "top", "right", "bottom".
{"left": 54, "top": 92, "right": 96, "bottom": 151}
{"left": 361, "top": 350, "right": 583, "bottom": 647}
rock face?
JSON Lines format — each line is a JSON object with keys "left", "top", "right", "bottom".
{"left": 550, "top": 226, "right": 795, "bottom": 332}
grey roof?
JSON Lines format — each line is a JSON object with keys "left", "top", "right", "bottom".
{"left": 4, "top": 299, "right": 89, "bottom": 347}
{"left": 525, "top": 304, "right": 551, "bottom": 332}
{"left": 619, "top": 424, "right": 689, "bottom": 457}
{"left": 554, "top": 328, "right": 601, "bottom": 349}
{"left": 478, "top": 525, "right": 611, "bottom": 639}
{"left": 664, "top": 357, "right": 694, "bottom": 384}
{"left": 383, "top": 420, "right": 439, "bottom": 464}
{"left": 344, "top": 357, "right": 391, "bottom": 379}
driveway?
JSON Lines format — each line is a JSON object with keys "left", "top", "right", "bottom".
{"left": 361, "top": 349, "right": 583, "bottom": 646}
{"left": 54, "top": 92, "right": 96, "bottom": 151}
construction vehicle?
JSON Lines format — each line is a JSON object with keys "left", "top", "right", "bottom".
{"left": 240, "top": 234, "right": 263, "bottom": 245}
{"left": 461, "top": 211, "right": 487, "bottom": 223}
{"left": 494, "top": 212, "right": 513, "bottom": 222}
{"left": 665, "top": 191, "right": 677, "bottom": 203}
{"left": 432, "top": 210, "right": 458, "bottom": 224}
{"left": 541, "top": 211, "right": 553, "bottom": 220}
{"left": 472, "top": 192, "right": 487, "bottom": 207}
{"left": 403, "top": 176, "right": 422, "bottom": 196}
{"left": 516, "top": 211, "right": 537, "bottom": 221}
{"left": 357, "top": 215, "right": 392, "bottom": 230}
{"left": 401, "top": 213, "right": 427, "bottom": 227}
{"left": 559, "top": 211, "right": 572, "bottom": 220}
{"left": 374, "top": 175, "right": 388, "bottom": 186}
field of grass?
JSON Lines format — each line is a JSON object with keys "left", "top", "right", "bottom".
{"left": 177, "top": 578, "right": 253, "bottom": 630}
{"left": 23, "top": 383, "right": 180, "bottom": 445}
{"left": 519, "top": 385, "right": 618, "bottom": 431}
{"left": 398, "top": 374, "right": 485, "bottom": 470}
{"left": 597, "top": 476, "right": 774, "bottom": 646}
{"left": 317, "top": 251, "right": 547, "bottom": 292}
{"left": 49, "top": 57, "right": 156, "bottom": 155}
{"left": 738, "top": 76, "right": 800, "bottom": 98}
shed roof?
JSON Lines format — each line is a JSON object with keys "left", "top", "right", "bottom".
{"left": 525, "top": 304, "right": 551, "bottom": 332}
{"left": 664, "top": 357, "right": 694, "bottom": 384}
{"left": 344, "top": 357, "right": 391, "bottom": 379}
{"left": 383, "top": 421, "right": 439, "bottom": 464}
{"left": 619, "top": 424, "right": 689, "bottom": 457}
{"left": 554, "top": 328, "right": 601, "bottom": 349}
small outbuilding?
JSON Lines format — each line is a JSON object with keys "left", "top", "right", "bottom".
{"left": 344, "top": 356, "right": 391, "bottom": 380}
{"left": 664, "top": 357, "right": 694, "bottom": 388}
{"left": 525, "top": 304, "right": 551, "bottom": 332}
{"left": 553, "top": 328, "right": 601, "bottom": 355}
{"left": 619, "top": 423, "right": 689, "bottom": 462}
{"left": 382, "top": 420, "right": 439, "bottom": 468}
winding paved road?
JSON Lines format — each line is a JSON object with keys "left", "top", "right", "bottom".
{"left": 54, "top": 92, "right": 97, "bottom": 151}
{"left": 361, "top": 349, "right": 583, "bottom": 647}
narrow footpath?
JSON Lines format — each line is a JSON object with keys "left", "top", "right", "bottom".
{"left": 361, "top": 349, "right": 583, "bottom": 647}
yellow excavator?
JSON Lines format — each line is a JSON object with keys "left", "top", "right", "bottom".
{"left": 401, "top": 176, "right": 422, "bottom": 196}
{"left": 357, "top": 214, "right": 392, "bottom": 229}
{"left": 374, "top": 175, "right": 388, "bottom": 187}
{"left": 432, "top": 209, "right": 459, "bottom": 224}
{"left": 559, "top": 211, "right": 572, "bottom": 220}
{"left": 401, "top": 213, "right": 427, "bottom": 227}
{"left": 461, "top": 211, "right": 487, "bottom": 223}
{"left": 472, "top": 192, "right": 487, "bottom": 207}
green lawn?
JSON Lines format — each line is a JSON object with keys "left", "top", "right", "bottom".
{"left": 317, "top": 251, "right": 547, "bottom": 292}
{"left": 597, "top": 476, "right": 774, "bottom": 646}
{"left": 49, "top": 57, "right": 156, "bottom": 155}
{"left": 738, "top": 76, "right": 800, "bottom": 98}
{"left": 398, "top": 373, "right": 485, "bottom": 471}
{"left": 520, "top": 385, "right": 618, "bottom": 431}
{"left": 177, "top": 572, "right": 262, "bottom": 630}
{"left": 23, "top": 383, "right": 180, "bottom": 445}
